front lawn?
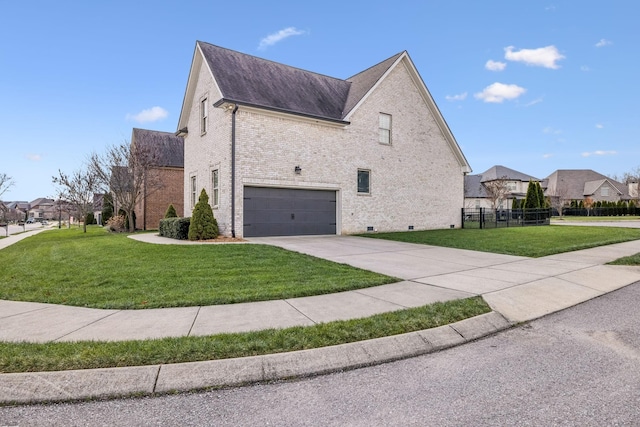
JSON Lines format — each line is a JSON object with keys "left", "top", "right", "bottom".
{"left": 360, "top": 225, "right": 640, "bottom": 258}
{"left": 0, "top": 227, "right": 398, "bottom": 309}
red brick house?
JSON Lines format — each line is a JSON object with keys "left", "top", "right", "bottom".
{"left": 131, "top": 128, "right": 184, "bottom": 230}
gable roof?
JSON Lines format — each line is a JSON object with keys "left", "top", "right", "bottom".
{"left": 131, "top": 128, "right": 184, "bottom": 168}
{"left": 545, "top": 169, "right": 630, "bottom": 199}
{"left": 177, "top": 41, "right": 471, "bottom": 173}
{"left": 479, "top": 165, "right": 539, "bottom": 183}
{"left": 199, "top": 42, "right": 351, "bottom": 123}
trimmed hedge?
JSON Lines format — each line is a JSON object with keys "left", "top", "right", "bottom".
{"left": 159, "top": 217, "right": 191, "bottom": 240}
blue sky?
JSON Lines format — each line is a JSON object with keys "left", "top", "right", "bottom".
{"left": 1, "top": 0, "right": 637, "bottom": 202}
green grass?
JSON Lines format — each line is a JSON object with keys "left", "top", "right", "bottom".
{"left": 0, "top": 297, "right": 490, "bottom": 373}
{"left": 0, "top": 227, "right": 398, "bottom": 309}
{"left": 360, "top": 225, "right": 640, "bottom": 258}
{"left": 608, "top": 253, "right": 640, "bottom": 266}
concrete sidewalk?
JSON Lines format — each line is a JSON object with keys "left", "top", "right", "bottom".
{"left": 2, "top": 232, "right": 640, "bottom": 404}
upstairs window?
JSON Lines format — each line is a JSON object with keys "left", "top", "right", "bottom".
{"left": 379, "top": 113, "right": 392, "bottom": 144}
{"left": 212, "top": 169, "right": 219, "bottom": 207}
{"left": 200, "top": 98, "right": 208, "bottom": 134}
{"left": 601, "top": 186, "right": 609, "bottom": 197}
{"left": 358, "top": 169, "right": 370, "bottom": 194}
{"left": 190, "top": 176, "right": 197, "bottom": 208}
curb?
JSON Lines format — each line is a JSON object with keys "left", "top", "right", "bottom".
{"left": 0, "top": 312, "right": 511, "bottom": 405}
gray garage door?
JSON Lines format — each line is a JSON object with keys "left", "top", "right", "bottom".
{"left": 243, "top": 187, "right": 337, "bottom": 237}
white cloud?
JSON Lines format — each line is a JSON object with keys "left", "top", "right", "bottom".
{"left": 524, "top": 97, "right": 543, "bottom": 107}
{"left": 543, "top": 127, "right": 562, "bottom": 134}
{"left": 26, "top": 153, "right": 42, "bottom": 161}
{"left": 258, "top": 27, "right": 306, "bottom": 50}
{"left": 595, "top": 38, "right": 612, "bottom": 47}
{"left": 504, "top": 45, "right": 565, "bottom": 69}
{"left": 581, "top": 150, "right": 617, "bottom": 157}
{"left": 445, "top": 92, "right": 467, "bottom": 101}
{"left": 543, "top": 153, "right": 554, "bottom": 159}
{"left": 485, "top": 60, "right": 506, "bottom": 71}
{"left": 126, "top": 106, "right": 168, "bottom": 123}
{"left": 474, "top": 82, "right": 526, "bottom": 103}
{"left": 595, "top": 123, "right": 604, "bottom": 129}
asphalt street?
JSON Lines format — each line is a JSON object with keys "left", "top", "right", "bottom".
{"left": 2, "top": 281, "right": 640, "bottom": 426}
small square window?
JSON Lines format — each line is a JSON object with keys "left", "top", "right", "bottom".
{"left": 358, "top": 169, "right": 370, "bottom": 194}
{"left": 379, "top": 113, "right": 391, "bottom": 144}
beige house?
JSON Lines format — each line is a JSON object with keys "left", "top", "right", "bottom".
{"left": 177, "top": 42, "right": 471, "bottom": 237}
{"left": 543, "top": 169, "right": 632, "bottom": 205}
{"left": 464, "top": 165, "right": 540, "bottom": 210}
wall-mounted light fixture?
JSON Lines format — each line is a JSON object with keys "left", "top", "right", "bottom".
{"left": 294, "top": 166, "right": 302, "bottom": 174}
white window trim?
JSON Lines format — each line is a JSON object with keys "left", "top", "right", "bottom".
{"left": 211, "top": 168, "right": 219, "bottom": 208}
{"left": 200, "top": 96, "right": 208, "bottom": 135}
{"left": 190, "top": 175, "right": 197, "bottom": 208}
{"left": 357, "top": 169, "right": 371, "bottom": 195}
{"left": 379, "top": 113, "right": 392, "bottom": 145}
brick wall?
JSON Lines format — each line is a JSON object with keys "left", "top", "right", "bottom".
{"left": 137, "top": 167, "right": 184, "bottom": 230}
{"left": 184, "top": 56, "right": 467, "bottom": 237}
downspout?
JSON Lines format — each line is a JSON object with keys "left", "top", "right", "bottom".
{"left": 231, "top": 104, "right": 238, "bottom": 238}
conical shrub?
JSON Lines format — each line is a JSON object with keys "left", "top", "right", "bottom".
{"left": 188, "top": 189, "right": 218, "bottom": 240}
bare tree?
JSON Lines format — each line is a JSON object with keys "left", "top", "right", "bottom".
{"left": 0, "top": 173, "right": 15, "bottom": 223}
{"left": 547, "top": 184, "right": 572, "bottom": 217}
{"left": 483, "top": 176, "right": 510, "bottom": 210}
{"left": 89, "top": 140, "right": 163, "bottom": 232}
{"left": 52, "top": 168, "right": 100, "bottom": 233}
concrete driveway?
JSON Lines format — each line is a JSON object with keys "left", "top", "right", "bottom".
{"left": 248, "top": 234, "right": 640, "bottom": 322}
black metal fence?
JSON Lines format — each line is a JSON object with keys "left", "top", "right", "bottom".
{"left": 462, "top": 208, "right": 552, "bottom": 229}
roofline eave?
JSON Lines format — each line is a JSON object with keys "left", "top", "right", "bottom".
{"left": 213, "top": 99, "right": 350, "bottom": 126}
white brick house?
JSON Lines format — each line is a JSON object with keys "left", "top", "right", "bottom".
{"left": 177, "top": 41, "right": 471, "bottom": 237}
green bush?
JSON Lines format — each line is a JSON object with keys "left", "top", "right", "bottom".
{"left": 159, "top": 217, "right": 191, "bottom": 240}
{"left": 188, "top": 189, "right": 218, "bottom": 241}
{"left": 85, "top": 212, "right": 96, "bottom": 225}
{"left": 164, "top": 204, "right": 177, "bottom": 218}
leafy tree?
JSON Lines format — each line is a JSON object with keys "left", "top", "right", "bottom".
{"left": 188, "top": 189, "right": 218, "bottom": 241}
{"left": 164, "top": 204, "right": 177, "bottom": 218}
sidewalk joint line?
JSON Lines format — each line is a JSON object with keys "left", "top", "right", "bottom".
{"left": 187, "top": 306, "right": 202, "bottom": 337}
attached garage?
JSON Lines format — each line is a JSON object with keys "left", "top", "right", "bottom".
{"left": 243, "top": 187, "right": 337, "bottom": 237}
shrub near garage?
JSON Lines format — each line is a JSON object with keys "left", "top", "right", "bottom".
{"left": 188, "top": 189, "right": 218, "bottom": 241}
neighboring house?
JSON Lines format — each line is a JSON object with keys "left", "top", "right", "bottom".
{"left": 177, "top": 42, "right": 471, "bottom": 237}
{"left": 29, "top": 198, "right": 56, "bottom": 220}
{"left": 543, "top": 169, "right": 631, "bottom": 206}
{"left": 464, "top": 165, "right": 539, "bottom": 209}
{"left": 131, "top": 128, "right": 184, "bottom": 230}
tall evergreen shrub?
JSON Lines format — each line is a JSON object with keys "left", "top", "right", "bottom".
{"left": 188, "top": 189, "right": 218, "bottom": 241}
{"left": 164, "top": 204, "right": 177, "bottom": 218}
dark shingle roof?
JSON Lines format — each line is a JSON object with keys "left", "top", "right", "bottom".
{"left": 132, "top": 128, "right": 184, "bottom": 168}
{"left": 545, "top": 169, "right": 629, "bottom": 199}
{"left": 198, "top": 41, "right": 402, "bottom": 122}
{"left": 480, "top": 165, "right": 539, "bottom": 183}
{"left": 464, "top": 174, "right": 488, "bottom": 198}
